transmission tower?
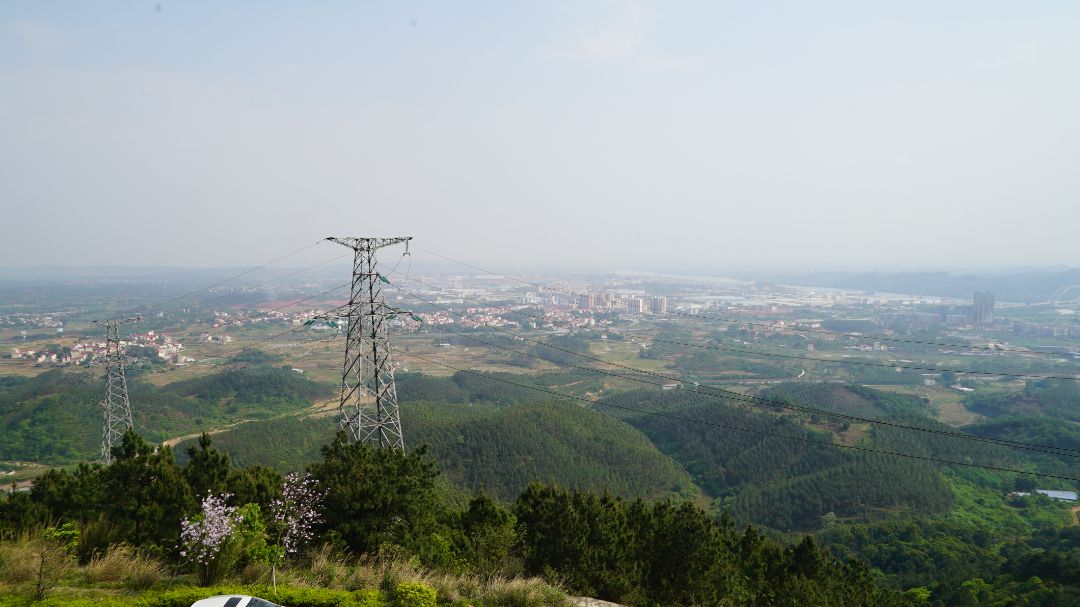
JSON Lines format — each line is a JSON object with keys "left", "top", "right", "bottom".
{"left": 95, "top": 316, "right": 140, "bottom": 464}
{"left": 326, "top": 236, "right": 412, "bottom": 449}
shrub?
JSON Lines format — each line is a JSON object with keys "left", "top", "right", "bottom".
{"left": 240, "top": 562, "right": 273, "bottom": 584}
{"left": 307, "top": 543, "right": 350, "bottom": 587}
{"left": 481, "top": 577, "right": 567, "bottom": 607}
{"left": 0, "top": 534, "right": 39, "bottom": 583}
{"left": 75, "top": 516, "right": 125, "bottom": 565}
{"left": 83, "top": 543, "right": 164, "bottom": 589}
{"left": 180, "top": 493, "right": 245, "bottom": 586}
{"left": 395, "top": 582, "right": 437, "bottom": 607}
{"left": 138, "top": 585, "right": 391, "bottom": 607}
{"left": 31, "top": 524, "right": 80, "bottom": 599}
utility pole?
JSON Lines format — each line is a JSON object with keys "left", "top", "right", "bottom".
{"left": 325, "top": 237, "right": 411, "bottom": 449}
{"left": 95, "top": 316, "right": 140, "bottom": 464}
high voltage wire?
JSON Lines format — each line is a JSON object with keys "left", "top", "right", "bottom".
{"left": 396, "top": 348, "right": 1080, "bottom": 484}
{"left": 195, "top": 284, "right": 351, "bottom": 357}
{"left": 410, "top": 244, "right": 1077, "bottom": 360}
{"left": 168, "top": 239, "right": 328, "bottom": 302}
{"left": 175, "top": 242, "right": 403, "bottom": 344}
{"left": 189, "top": 252, "right": 351, "bottom": 308}
{"left": 394, "top": 285, "right": 1080, "bottom": 459}
{"left": 82, "top": 239, "right": 1077, "bottom": 483}
{"left": 154, "top": 263, "right": 353, "bottom": 344}
{"left": 82, "top": 244, "right": 348, "bottom": 345}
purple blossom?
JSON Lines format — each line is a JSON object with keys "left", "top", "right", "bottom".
{"left": 270, "top": 473, "right": 324, "bottom": 555}
{"left": 180, "top": 493, "right": 243, "bottom": 566}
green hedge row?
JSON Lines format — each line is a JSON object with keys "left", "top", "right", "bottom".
{"left": 0, "top": 586, "right": 392, "bottom": 607}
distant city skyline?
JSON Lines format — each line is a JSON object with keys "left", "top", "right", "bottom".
{"left": 3, "top": 2, "right": 1080, "bottom": 270}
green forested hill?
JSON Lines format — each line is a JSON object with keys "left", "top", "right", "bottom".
{"left": 760, "top": 382, "right": 933, "bottom": 417}
{"left": 164, "top": 365, "right": 331, "bottom": 405}
{"left": 396, "top": 369, "right": 608, "bottom": 404}
{"left": 176, "top": 399, "right": 697, "bottom": 502}
{"left": 727, "top": 456, "right": 953, "bottom": 530}
{"left": 596, "top": 387, "right": 976, "bottom": 531}
{"left": 425, "top": 401, "right": 696, "bottom": 501}
{"left": 966, "top": 379, "right": 1080, "bottom": 421}
{"left": 0, "top": 366, "right": 332, "bottom": 463}
{"left": 6, "top": 365, "right": 1080, "bottom": 602}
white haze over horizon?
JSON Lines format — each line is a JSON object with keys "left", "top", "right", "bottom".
{"left": 2, "top": 2, "right": 1079, "bottom": 274}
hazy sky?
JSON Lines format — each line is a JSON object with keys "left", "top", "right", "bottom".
{"left": 2, "top": 1, "right": 1079, "bottom": 273}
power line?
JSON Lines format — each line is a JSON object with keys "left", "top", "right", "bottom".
{"left": 396, "top": 348, "right": 1080, "bottom": 483}
{"left": 410, "top": 244, "right": 1076, "bottom": 360}
{"left": 239, "top": 282, "right": 350, "bottom": 317}
{"left": 168, "top": 239, "right": 327, "bottom": 303}
{"left": 189, "top": 252, "right": 351, "bottom": 308}
{"left": 395, "top": 286, "right": 1080, "bottom": 459}
{"left": 195, "top": 284, "right": 351, "bottom": 357}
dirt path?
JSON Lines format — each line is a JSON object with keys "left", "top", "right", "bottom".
{"left": 162, "top": 419, "right": 250, "bottom": 447}
{"left": 161, "top": 397, "right": 338, "bottom": 447}
{"left": 1070, "top": 505, "right": 1080, "bottom": 526}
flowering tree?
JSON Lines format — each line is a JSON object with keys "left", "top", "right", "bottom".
{"left": 268, "top": 472, "right": 324, "bottom": 588}
{"left": 180, "top": 493, "right": 243, "bottom": 585}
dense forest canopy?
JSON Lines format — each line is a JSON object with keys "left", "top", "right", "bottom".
{"left": 4, "top": 358, "right": 1080, "bottom": 604}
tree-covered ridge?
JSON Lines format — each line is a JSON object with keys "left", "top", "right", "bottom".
{"left": 598, "top": 388, "right": 843, "bottom": 497}
{"left": 0, "top": 370, "right": 102, "bottom": 461}
{"left": 760, "top": 383, "right": 933, "bottom": 418}
{"left": 726, "top": 457, "right": 953, "bottom": 531}
{"left": 429, "top": 401, "right": 696, "bottom": 501}
{"left": 514, "top": 484, "right": 907, "bottom": 606}
{"left": 0, "top": 431, "right": 912, "bottom": 606}
{"left": 967, "top": 416, "right": 1080, "bottom": 455}
{"left": 820, "top": 478, "right": 1080, "bottom": 604}
{"left": 162, "top": 365, "right": 331, "bottom": 406}
{"left": 596, "top": 388, "right": 968, "bottom": 531}
{"left": 966, "top": 379, "right": 1080, "bottom": 422}
{"left": 0, "top": 366, "right": 333, "bottom": 463}
{"left": 396, "top": 369, "right": 607, "bottom": 405}
{"left": 177, "top": 399, "right": 697, "bottom": 502}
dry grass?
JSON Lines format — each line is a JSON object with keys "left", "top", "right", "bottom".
{"left": 481, "top": 576, "right": 567, "bottom": 607}
{"left": 283, "top": 545, "right": 566, "bottom": 607}
{"left": 239, "top": 562, "right": 273, "bottom": 585}
{"left": 0, "top": 535, "right": 567, "bottom": 606}
{"left": 83, "top": 543, "right": 164, "bottom": 589}
{"left": 0, "top": 533, "right": 39, "bottom": 583}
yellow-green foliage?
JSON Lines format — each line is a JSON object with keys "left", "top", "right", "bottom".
{"left": 479, "top": 577, "right": 567, "bottom": 607}
{"left": 0, "top": 534, "right": 39, "bottom": 583}
{"left": 395, "top": 582, "right": 436, "bottom": 607}
{"left": 83, "top": 544, "right": 164, "bottom": 589}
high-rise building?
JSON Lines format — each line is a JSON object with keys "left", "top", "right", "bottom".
{"left": 973, "top": 292, "right": 995, "bottom": 324}
{"left": 577, "top": 293, "right": 596, "bottom": 310}
{"left": 627, "top": 297, "right": 645, "bottom": 314}
{"left": 650, "top": 296, "right": 668, "bottom": 314}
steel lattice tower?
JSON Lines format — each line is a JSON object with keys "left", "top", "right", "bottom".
{"left": 96, "top": 316, "right": 140, "bottom": 464}
{"left": 327, "top": 236, "right": 411, "bottom": 449}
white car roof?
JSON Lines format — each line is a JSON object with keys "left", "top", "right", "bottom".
{"left": 190, "top": 596, "right": 282, "bottom": 607}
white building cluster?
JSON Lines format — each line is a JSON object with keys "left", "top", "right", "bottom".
{"left": 10, "top": 330, "right": 192, "bottom": 367}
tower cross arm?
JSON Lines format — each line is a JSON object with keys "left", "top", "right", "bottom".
{"left": 93, "top": 316, "right": 142, "bottom": 328}
{"left": 326, "top": 237, "right": 412, "bottom": 251}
